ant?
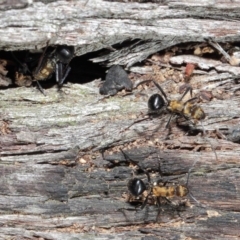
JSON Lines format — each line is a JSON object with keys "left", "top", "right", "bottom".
{"left": 120, "top": 148, "right": 200, "bottom": 212}
{"left": 141, "top": 80, "right": 218, "bottom": 161}
{"left": 142, "top": 80, "right": 205, "bottom": 128}
{"left": 13, "top": 43, "right": 74, "bottom": 94}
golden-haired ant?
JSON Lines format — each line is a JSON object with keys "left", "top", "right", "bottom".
{"left": 120, "top": 149, "right": 200, "bottom": 213}
{"left": 121, "top": 79, "right": 206, "bottom": 134}
{"left": 141, "top": 80, "right": 218, "bottom": 161}
{"left": 13, "top": 43, "right": 74, "bottom": 95}
{"left": 139, "top": 79, "right": 205, "bottom": 128}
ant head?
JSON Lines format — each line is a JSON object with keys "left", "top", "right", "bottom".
{"left": 128, "top": 178, "right": 147, "bottom": 197}
{"left": 120, "top": 148, "right": 151, "bottom": 197}
{"left": 148, "top": 93, "right": 165, "bottom": 112}
{"left": 56, "top": 45, "right": 74, "bottom": 63}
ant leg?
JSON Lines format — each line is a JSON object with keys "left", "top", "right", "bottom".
{"left": 155, "top": 197, "right": 182, "bottom": 221}
{"left": 140, "top": 191, "right": 152, "bottom": 210}
{"left": 55, "top": 62, "right": 62, "bottom": 84}
{"left": 36, "top": 81, "right": 46, "bottom": 96}
{"left": 120, "top": 116, "right": 151, "bottom": 133}
{"left": 160, "top": 196, "right": 183, "bottom": 217}
{"left": 184, "top": 97, "right": 198, "bottom": 104}
{"left": 56, "top": 62, "right": 71, "bottom": 86}
{"left": 179, "top": 86, "right": 192, "bottom": 101}
{"left": 61, "top": 67, "right": 71, "bottom": 85}
{"left": 155, "top": 197, "right": 162, "bottom": 222}
{"left": 164, "top": 197, "right": 173, "bottom": 205}
{"left": 100, "top": 148, "right": 106, "bottom": 160}
{"left": 156, "top": 196, "right": 161, "bottom": 207}
{"left": 199, "top": 121, "right": 219, "bottom": 162}
{"left": 163, "top": 197, "right": 185, "bottom": 218}
{"left": 165, "top": 113, "right": 174, "bottom": 128}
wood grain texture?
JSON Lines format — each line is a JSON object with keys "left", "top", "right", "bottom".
{"left": 0, "top": 0, "right": 240, "bottom": 239}
{"left": 1, "top": 0, "right": 240, "bottom": 66}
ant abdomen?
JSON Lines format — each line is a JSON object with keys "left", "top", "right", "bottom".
{"left": 151, "top": 182, "right": 189, "bottom": 199}
{"left": 152, "top": 185, "right": 175, "bottom": 198}
{"left": 189, "top": 104, "right": 206, "bottom": 121}
{"left": 175, "top": 185, "right": 189, "bottom": 197}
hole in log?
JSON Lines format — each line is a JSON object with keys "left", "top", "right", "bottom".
{"left": 0, "top": 47, "right": 107, "bottom": 90}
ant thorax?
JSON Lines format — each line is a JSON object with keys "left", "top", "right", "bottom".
{"left": 168, "top": 100, "right": 185, "bottom": 114}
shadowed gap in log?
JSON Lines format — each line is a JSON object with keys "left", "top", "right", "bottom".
{"left": 1, "top": 39, "right": 228, "bottom": 89}
{"left": 0, "top": 48, "right": 108, "bottom": 90}
{"left": 0, "top": 39, "right": 144, "bottom": 94}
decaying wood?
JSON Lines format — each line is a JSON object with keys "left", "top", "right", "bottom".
{"left": 1, "top": 0, "right": 240, "bottom": 66}
{"left": 0, "top": 0, "right": 240, "bottom": 239}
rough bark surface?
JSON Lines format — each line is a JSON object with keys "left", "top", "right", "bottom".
{"left": 0, "top": 0, "right": 240, "bottom": 240}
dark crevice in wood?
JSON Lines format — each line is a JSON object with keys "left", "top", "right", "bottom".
{"left": 0, "top": 48, "right": 108, "bottom": 90}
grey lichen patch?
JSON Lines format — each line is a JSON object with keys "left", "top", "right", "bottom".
{"left": 0, "top": 83, "right": 144, "bottom": 140}
{"left": 16, "top": 131, "right": 37, "bottom": 143}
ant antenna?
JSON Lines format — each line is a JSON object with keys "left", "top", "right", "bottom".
{"left": 11, "top": 52, "right": 31, "bottom": 75}
{"left": 150, "top": 80, "right": 169, "bottom": 104}
{"left": 136, "top": 79, "right": 168, "bottom": 101}
{"left": 120, "top": 148, "right": 151, "bottom": 183}
{"left": 33, "top": 41, "right": 49, "bottom": 76}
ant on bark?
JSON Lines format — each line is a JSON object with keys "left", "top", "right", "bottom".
{"left": 120, "top": 148, "right": 201, "bottom": 214}
{"left": 121, "top": 80, "right": 218, "bottom": 161}
{"left": 13, "top": 43, "right": 74, "bottom": 95}
{"left": 124, "top": 79, "right": 205, "bottom": 131}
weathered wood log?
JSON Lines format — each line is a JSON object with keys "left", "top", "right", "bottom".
{"left": 0, "top": 0, "right": 240, "bottom": 239}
